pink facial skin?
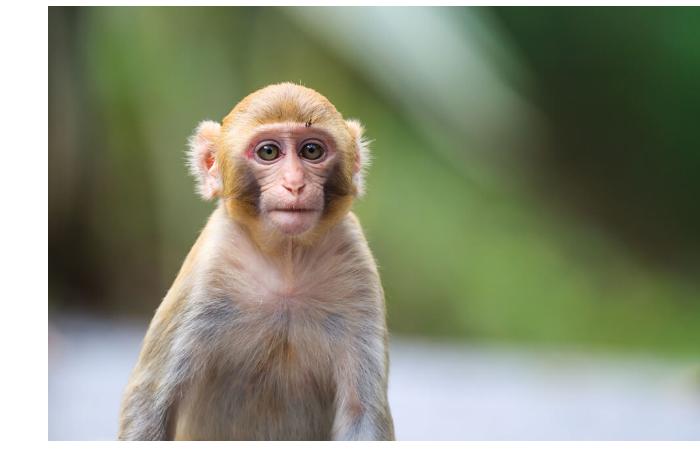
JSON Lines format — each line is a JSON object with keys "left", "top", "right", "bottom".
{"left": 244, "top": 123, "right": 338, "bottom": 236}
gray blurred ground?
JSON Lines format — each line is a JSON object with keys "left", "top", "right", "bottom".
{"left": 48, "top": 314, "right": 700, "bottom": 440}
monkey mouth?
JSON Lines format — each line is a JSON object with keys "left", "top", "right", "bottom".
{"left": 268, "top": 207, "right": 321, "bottom": 235}
{"left": 271, "top": 207, "right": 319, "bottom": 213}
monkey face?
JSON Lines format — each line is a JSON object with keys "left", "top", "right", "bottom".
{"left": 241, "top": 123, "right": 338, "bottom": 236}
{"left": 187, "top": 83, "right": 371, "bottom": 245}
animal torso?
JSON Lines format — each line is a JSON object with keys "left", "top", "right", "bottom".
{"left": 165, "top": 207, "right": 383, "bottom": 440}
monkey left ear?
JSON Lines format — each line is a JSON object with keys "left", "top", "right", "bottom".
{"left": 187, "top": 120, "right": 222, "bottom": 200}
{"left": 345, "top": 119, "right": 371, "bottom": 197}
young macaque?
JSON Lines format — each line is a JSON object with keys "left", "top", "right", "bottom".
{"left": 118, "top": 83, "right": 394, "bottom": 440}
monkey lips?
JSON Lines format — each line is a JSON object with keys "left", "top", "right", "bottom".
{"left": 267, "top": 206, "right": 321, "bottom": 235}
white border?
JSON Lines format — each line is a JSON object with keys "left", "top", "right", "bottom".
{"left": 0, "top": 0, "right": 696, "bottom": 457}
{"left": 40, "top": 1, "right": 700, "bottom": 7}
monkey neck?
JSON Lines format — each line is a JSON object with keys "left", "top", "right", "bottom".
{"left": 248, "top": 228, "right": 319, "bottom": 261}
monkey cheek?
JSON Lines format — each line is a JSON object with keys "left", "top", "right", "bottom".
{"left": 267, "top": 210, "right": 321, "bottom": 236}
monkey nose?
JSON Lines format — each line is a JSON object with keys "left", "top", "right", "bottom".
{"left": 283, "top": 183, "right": 306, "bottom": 196}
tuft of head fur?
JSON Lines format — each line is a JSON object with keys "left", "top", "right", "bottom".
{"left": 222, "top": 83, "right": 344, "bottom": 129}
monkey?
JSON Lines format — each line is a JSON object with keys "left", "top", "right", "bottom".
{"left": 118, "top": 83, "right": 395, "bottom": 441}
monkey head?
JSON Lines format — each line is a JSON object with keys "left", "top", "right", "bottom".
{"left": 187, "top": 83, "right": 369, "bottom": 246}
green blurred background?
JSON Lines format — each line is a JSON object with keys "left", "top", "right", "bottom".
{"left": 49, "top": 6, "right": 700, "bottom": 356}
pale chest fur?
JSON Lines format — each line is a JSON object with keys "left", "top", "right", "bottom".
{"left": 171, "top": 208, "right": 383, "bottom": 440}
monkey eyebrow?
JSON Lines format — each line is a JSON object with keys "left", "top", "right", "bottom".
{"left": 305, "top": 119, "right": 313, "bottom": 128}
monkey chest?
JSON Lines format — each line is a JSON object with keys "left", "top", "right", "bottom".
{"left": 174, "top": 304, "right": 340, "bottom": 440}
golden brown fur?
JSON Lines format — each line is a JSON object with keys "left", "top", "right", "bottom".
{"left": 118, "top": 83, "right": 394, "bottom": 441}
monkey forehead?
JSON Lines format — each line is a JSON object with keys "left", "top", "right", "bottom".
{"left": 240, "top": 122, "right": 338, "bottom": 149}
{"left": 222, "top": 83, "right": 349, "bottom": 133}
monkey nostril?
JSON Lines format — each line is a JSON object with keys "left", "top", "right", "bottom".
{"left": 284, "top": 183, "right": 305, "bottom": 195}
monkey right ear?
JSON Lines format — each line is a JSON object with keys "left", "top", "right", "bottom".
{"left": 187, "top": 120, "right": 222, "bottom": 200}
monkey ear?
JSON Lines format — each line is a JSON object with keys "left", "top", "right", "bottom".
{"left": 187, "top": 120, "right": 222, "bottom": 200}
{"left": 345, "top": 119, "right": 371, "bottom": 197}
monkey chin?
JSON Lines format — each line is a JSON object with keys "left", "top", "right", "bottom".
{"left": 267, "top": 209, "right": 321, "bottom": 236}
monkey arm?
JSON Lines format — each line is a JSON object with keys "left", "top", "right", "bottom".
{"left": 118, "top": 319, "right": 179, "bottom": 439}
{"left": 331, "top": 325, "right": 395, "bottom": 441}
{"left": 118, "top": 365, "right": 175, "bottom": 440}
{"left": 118, "top": 292, "right": 193, "bottom": 440}
{"left": 119, "top": 222, "right": 214, "bottom": 440}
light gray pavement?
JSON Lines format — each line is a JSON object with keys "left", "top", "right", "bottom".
{"left": 48, "top": 314, "right": 700, "bottom": 440}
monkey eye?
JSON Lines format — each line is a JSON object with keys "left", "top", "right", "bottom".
{"left": 256, "top": 144, "right": 280, "bottom": 162}
{"left": 300, "top": 143, "right": 325, "bottom": 161}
